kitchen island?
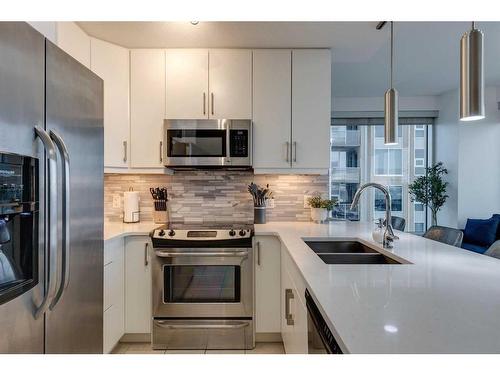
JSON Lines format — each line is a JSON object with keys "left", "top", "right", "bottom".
{"left": 255, "top": 221, "right": 500, "bottom": 354}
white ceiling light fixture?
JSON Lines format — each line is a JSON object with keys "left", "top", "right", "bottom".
{"left": 460, "top": 22, "right": 485, "bottom": 122}
{"left": 190, "top": 21, "right": 199, "bottom": 26}
{"left": 384, "top": 21, "right": 398, "bottom": 145}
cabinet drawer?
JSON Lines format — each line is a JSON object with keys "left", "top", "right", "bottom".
{"left": 103, "top": 304, "right": 124, "bottom": 354}
{"left": 104, "top": 237, "right": 123, "bottom": 266}
{"left": 281, "top": 245, "right": 307, "bottom": 306}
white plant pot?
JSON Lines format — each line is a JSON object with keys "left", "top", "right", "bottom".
{"left": 310, "top": 208, "right": 328, "bottom": 223}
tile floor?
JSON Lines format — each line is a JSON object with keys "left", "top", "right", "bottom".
{"left": 111, "top": 342, "right": 285, "bottom": 354}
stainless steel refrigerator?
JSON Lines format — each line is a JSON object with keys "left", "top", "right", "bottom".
{"left": 0, "top": 22, "right": 104, "bottom": 353}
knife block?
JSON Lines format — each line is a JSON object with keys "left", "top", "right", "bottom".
{"left": 153, "top": 210, "right": 169, "bottom": 224}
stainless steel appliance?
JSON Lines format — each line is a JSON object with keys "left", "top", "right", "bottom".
{"left": 0, "top": 22, "right": 104, "bottom": 353}
{"left": 163, "top": 119, "right": 252, "bottom": 169}
{"left": 150, "top": 223, "right": 254, "bottom": 350}
{"left": 305, "top": 289, "right": 343, "bottom": 354}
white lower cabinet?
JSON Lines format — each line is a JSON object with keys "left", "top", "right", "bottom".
{"left": 103, "top": 237, "right": 125, "bottom": 353}
{"left": 254, "top": 236, "right": 281, "bottom": 334}
{"left": 280, "top": 244, "right": 308, "bottom": 354}
{"left": 124, "top": 236, "right": 152, "bottom": 334}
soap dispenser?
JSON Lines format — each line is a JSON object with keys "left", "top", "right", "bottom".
{"left": 372, "top": 218, "right": 384, "bottom": 244}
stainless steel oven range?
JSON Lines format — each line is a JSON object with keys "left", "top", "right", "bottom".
{"left": 150, "top": 223, "right": 254, "bottom": 350}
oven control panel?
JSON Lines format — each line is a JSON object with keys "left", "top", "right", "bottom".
{"left": 152, "top": 228, "right": 252, "bottom": 241}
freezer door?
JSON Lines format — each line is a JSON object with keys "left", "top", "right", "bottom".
{"left": 44, "top": 40, "right": 104, "bottom": 353}
{"left": 0, "top": 22, "right": 46, "bottom": 354}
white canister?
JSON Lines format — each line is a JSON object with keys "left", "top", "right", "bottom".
{"left": 123, "top": 190, "right": 140, "bottom": 223}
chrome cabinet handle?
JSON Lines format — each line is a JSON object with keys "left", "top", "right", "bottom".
{"left": 155, "top": 320, "right": 249, "bottom": 330}
{"left": 256, "top": 241, "right": 261, "bottom": 266}
{"left": 211, "top": 93, "right": 214, "bottom": 116}
{"left": 49, "top": 130, "right": 71, "bottom": 311}
{"left": 123, "top": 140, "right": 127, "bottom": 163}
{"left": 144, "top": 242, "right": 149, "bottom": 266}
{"left": 159, "top": 141, "right": 163, "bottom": 163}
{"left": 34, "top": 126, "right": 58, "bottom": 320}
{"left": 285, "top": 141, "right": 290, "bottom": 163}
{"left": 285, "top": 288, "right": 294, "bottom": 326}
{"left": 293, "top": 141, "right": 297, "bottom": 163}
{"left": 155, "top": 250, "right": 248, "bottom": 258}
{"left": 203, "top": 93, "right": 206, "bottom": 115}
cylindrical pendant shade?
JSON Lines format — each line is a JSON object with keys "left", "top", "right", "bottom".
{"left": 460, "top": 27, "right": 485, "bottom": 121}
{"left": 384, "top": 87, "right": 399, "bottom": 145}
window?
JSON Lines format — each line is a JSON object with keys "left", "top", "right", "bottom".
{"left": 374, "top": 186, "right": 403, "bottom": 212}
{"left": 330, "top": 119, "right": 433, "bottom": 232}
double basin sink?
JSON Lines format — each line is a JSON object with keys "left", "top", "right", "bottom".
{"left": 304, "top": 240, "right": 402, "bottom": 265}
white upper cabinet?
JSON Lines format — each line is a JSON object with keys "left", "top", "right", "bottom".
{"left": 252, "top": 50, "right": 292, "bottom": 169}
{"left": 56, "top": 22, "right": 90, "bottom": 68}
{"left": 165, "top": 49, "right": 209, "bottom": 119}
{"left": 90, "top": 38, "right": 130, "bottom": 169}
{"left": 208, "top": 50, "right": 252, "bottom": 119}
{"left": 291, "top": 49, "right": 331, "bottom": 172}
{"left": 130, "top": 49, "right": 166, "bottom": 168}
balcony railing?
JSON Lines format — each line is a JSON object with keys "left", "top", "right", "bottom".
{"left": 331, "top": 129, "right": 361, "bottom": 147}
{"left": 330, "top": 167, "right": 361, "bottom": 183}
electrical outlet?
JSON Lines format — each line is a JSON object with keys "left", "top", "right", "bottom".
{"left": 267, "top": 198, "right": 275, "bottom": 209}
{"left": 303, "top": 195, "right": 312, "bottom": 208}
{"left": 112, "top": 195, "right": 121, "bottom": 209}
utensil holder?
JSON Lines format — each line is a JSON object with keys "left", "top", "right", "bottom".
{"left": 254, "top": 206, "right": 266, "bottom": 224}
{"left": 153, "top": 210, "right": 169, "bottom": 224}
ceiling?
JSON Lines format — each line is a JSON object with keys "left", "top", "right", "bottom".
{"left": 78, "top": 21, "right": 500, "bottom": 97}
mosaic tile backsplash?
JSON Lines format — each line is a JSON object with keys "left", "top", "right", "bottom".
{"left": 104, "top": 171, "right": 329, "bottom": 223}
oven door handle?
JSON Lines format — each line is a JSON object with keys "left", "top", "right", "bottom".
{"left": 154, "top": 321, "right": 250, "bottom": 330}
{"left": 155, "top": 250, "right": 249, "bottom": 258}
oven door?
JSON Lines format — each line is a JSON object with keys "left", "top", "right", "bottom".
{"left": 152, "top": 247, "right": 253, "bottom": 318}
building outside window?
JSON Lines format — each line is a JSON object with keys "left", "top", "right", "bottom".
{"left": 330, "top": 118, "right": 433, "bottom": 232}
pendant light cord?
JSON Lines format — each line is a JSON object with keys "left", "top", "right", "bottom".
{"left": 390, "top": 21, "right": 394, "bottom": 88}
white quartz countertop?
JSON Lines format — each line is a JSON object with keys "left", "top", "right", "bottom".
{"left": 104, "top": 221, "right": 159, "bottom": 241}
{"left": 255, "top": 221, "right": 500, "bottom": 354}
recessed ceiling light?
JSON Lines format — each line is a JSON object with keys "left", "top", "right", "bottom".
{"left": 384, "top": 324, "right": 398, "bottom": 333}
{"left": 190, "top": 21, "right": 199, "bottom": 25}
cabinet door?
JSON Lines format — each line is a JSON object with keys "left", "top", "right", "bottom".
{"left": 90, "top": 38, "right": 130, "bottom": 168}
{"left": 291, "top": 49, "right": 331, "bottom": 171}
{"left": 254, "top": 236, "right": 281, "bottom": 333}
{"left": 130, "top": 49, "right": 166, "bottom": 168}
{"left": 281, "top": 260, "right": 296, "bottom": 353}
{"left": 209, "top": 50, "right": 252, "bottom": 119}
{"left": 165, "top": 49, "right": 208, "bottom": 119}
{"left": 125, "top": 236, "right": 152, "bottom": 334}
{"left": 252, "top": 50, "right": 292, "bottom": 170}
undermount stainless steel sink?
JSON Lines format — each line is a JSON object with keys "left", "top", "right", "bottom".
{"left": 304, "top": 240, "right": 402, "bottom": 265}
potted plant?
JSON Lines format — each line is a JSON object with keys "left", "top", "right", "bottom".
{"left": 307, "top": 195, "right": 338, "bottom": 223}
{"left": 408, "top": 162, "right": 449, "bottom": 227}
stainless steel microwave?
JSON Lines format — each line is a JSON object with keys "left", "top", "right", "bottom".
{"left": 163, "top": 119, "right": 252, "bottom": 169}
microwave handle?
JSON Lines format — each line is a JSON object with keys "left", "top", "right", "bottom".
{"left": 34, "top": 126, "right": 58, "bottom": 320}
{"left": 226, "top": 121, "right": 231, "bottom": 163}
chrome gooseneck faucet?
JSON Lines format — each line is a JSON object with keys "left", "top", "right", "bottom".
{"left": 350, "top": 182, "right": 399, "bottom": 248}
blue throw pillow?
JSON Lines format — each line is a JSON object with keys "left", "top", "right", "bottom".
{"left": 463, "top": 217, "right": 500, "bottom": 247}
{"left": 493, "top": 214, "right": 500, "bottom": 239}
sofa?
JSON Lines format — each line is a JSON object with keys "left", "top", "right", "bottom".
{"left": 461, "top": 214, "right": 500, "bottom": 254}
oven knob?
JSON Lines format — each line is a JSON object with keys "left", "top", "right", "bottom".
{"left": 239, "top": 230, "right": 246, "bottom": 237}
{"left": 168, "top": 230, "right": 176, "bottom": 237}
{"left": 229, "top": 230, "right": 236, "bottom": 237}
{"left": 158, "top": 229, "right": 165, "bottom": 237}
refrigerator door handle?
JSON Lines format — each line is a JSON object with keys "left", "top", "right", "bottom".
{"left": 34, "top": 126, "right": 58, "bottom": 320}
{"left": 49, "top": 130, "right": 70, "bottom": 310}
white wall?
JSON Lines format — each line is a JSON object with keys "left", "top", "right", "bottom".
{"left": 332, "top": 96, "right": 440, "bottom": 112}
{"left": 435, "top": 87, "right": 500, "bottom": 228}
{"left": 28, "top": 22, "right": 57, "bottom": 43}
{"left": 56, "top": 22, "right": 91, "bottom": 68}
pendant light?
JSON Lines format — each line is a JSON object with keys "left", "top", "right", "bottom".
{"left": 384, "top": 21, "right": 398, "bottom": 145}
{"left": 460, "top": 21, "right": 485, "bottom": 121}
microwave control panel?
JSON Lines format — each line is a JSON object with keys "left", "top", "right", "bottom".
{"left": 229, "top": 129, "right": 248, "bottom": 158}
